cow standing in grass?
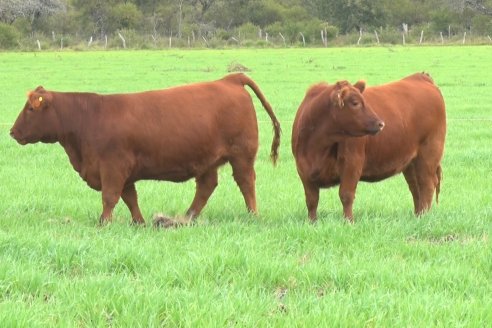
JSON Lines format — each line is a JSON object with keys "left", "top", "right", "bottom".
{"left": 292, "top": 73, "right": 446, "bottom": 222}
{"left": 10, "top": 73, "right": 281, "bottom": 225}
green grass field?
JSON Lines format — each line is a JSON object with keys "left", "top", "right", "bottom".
{"left": 1, "top": 47, "right": 491, "bottom": 326}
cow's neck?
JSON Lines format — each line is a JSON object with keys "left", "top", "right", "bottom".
{"left": 298, "top": 97, "right": 341, "bottom": 158}
{"left": 53, "top": 92, "right": 98, "bottom": 173}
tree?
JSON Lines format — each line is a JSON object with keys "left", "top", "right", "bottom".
{"left": 73, "top": 0, "right": 116, "bottom": 38}
{"left": 110, "top": 2, "right": 143, "bottom": 31}
{"left": 0, "top": 0, "right": 65, "bottom": 26}
{"left": 465, "top": 0, "right": 492, "bottom": 15}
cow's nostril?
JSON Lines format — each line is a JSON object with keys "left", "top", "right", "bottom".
{"left": 379, "top": 121, "right": 385, "bottom": 130}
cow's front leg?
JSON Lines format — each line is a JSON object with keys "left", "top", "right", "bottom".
{"left": 99, "top": 164, "right": 127, "bottom": 225}
{"left": 338, "top": 181, "right": 357, "bottom": 222}
{"left": 338, "top": 165, "right": 362, "bottom": 223}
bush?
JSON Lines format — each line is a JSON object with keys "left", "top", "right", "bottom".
{"left": 321, "top": 23, "right": 338, "bottom": 39}
{"left": 236, "top": 22, "right": 260, "bottom": 41}
{"left": 110, "top": 3, "right": 144, "bottom": 31}
{"left": 0, "top": 23, "right": 20, "bottom": 49}
{"left": 472, "top": 15, "right": 492, "bottom": 36}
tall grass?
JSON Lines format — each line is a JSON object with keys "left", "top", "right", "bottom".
{"left": 0, "top": 47, "right": 491, "bottom": 326}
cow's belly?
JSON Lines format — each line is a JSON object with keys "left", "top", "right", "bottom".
{"left": 135, "top": 150, "right": 228, "bottom": 183}
{"left": 361, "top": 151, "right": 416, "bottom": 182}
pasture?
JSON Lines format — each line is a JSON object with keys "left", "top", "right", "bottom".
{"left": 0, "top": 47, "right": 491, "bottom": 326}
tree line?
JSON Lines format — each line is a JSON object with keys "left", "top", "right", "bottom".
{"left": 1, "top": 0, "right": 491, "bottom": 49}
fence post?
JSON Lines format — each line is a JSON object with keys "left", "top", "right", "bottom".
{"left": 88, "top": 36, "right": 93, "bottom": 47}
{"left": 462, "top": 32, "right": 466, "bottom": 44}
{"left": 357, "top": 28, "right": 362, "bottom": 45}
{"left": 279, "top": 32, "right": 286, "bottom": 47}
{"left": 118, "top": 32, "right": 126, "bottom": 48}
{"left": 402, "top": 32, "right": 405, "bottom": 45}
{"left": 440, "top": 32, "right": 444, "bottom": 44}
{"left": 299, "top": 32, "right": 305, "bottom": 46}
{"left": 202, "top": 36, "right": 209, "bottom": 47}
{"left": 374, "top": 30, "right": 379, "bottom": 44}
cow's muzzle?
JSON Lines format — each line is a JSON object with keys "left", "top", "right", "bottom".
{"left": 9, "top": 128, "right": 16, "bottom": 140}
{"left": 368, "top": 120, "right": 385, "bottom": 135}
{"left": 10, "top": 128, "right": 27, "bottom": 145}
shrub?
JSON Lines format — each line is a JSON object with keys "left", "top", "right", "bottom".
{"left": 321, "top": 23, "right": 338, "bottom": 40}
{"left": 0, "top": 23, "right": 20, "bottom": 49}
{"left": 236, "top": 22, "right": 260, "bottom": 41}
{"left": 472, "top": 15, "right": 492, "bottom": 36}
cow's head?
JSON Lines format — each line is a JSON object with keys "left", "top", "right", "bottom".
{"left": 10, "top": 86, "right": 59, "bottom": 145}
{"left": 328, "top": 80, "right": 384, "bottom": 137}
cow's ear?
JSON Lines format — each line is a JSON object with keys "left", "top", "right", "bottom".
{"left": 337, "top": 87, "right": 350, "bottom": 108}
{"left": 354, "top": 80, "right": 366, "bottom": 93}
{"left": 27, "top": 90, "right": 50, "bottom": 110}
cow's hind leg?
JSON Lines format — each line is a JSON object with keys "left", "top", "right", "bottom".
{"left": 185, "top": 169, "right": 218, "bottom": 219}
{"left": 230, "top": 157, "right": 257, "bottom": 214}
{"left": 413, "top": 146, "right": 443, "bottom": 215}
{"left": 302, "top": 181, "right": 319, "bottom": 222}
{"left": 121, "top": 183, "right": 145, "bottom": 225}
{"left": 403, "top": 162, "right": 421, "bottom": 214}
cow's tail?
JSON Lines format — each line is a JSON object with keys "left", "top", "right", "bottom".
{"left": 435, "top": 164, "right": 442, "bottom": 204}
{"left": 230, "top": 73, "right": 281, "bottom": 165}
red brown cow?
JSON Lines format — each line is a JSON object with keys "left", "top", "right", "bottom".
{"left": 10, "top": 73, "right": 281, "bottom": 225}
{"left": 292, "top": 73, "right": 446, "bottom": 222}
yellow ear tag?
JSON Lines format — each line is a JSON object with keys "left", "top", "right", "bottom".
{"left": 39, "top": 96, "right": 43, "bottom": 102}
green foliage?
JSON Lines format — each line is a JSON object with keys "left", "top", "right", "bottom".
{"left": 472, "top": 14, "right": 492, "bottom": 34}
{"left": 237, "top": 22, "right": 260, "bottom": 40}
{"left": 321, "top": 23, "right": 338, "bottom": 39}
{"left": 109, "top": 3, "right": 144, "bottom": 31}
{"left": 0, "top": 23, "right": 19, "bottom": 49}
{"left": 1, "top": 0, "right": 492, "bottom": 49}
{"left": 247, "top": 0, "right": 283, "bottom": 27}
{"left": 430, "top": 9, "right": 462, "bottom": 34}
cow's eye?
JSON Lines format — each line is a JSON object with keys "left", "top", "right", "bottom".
{"left": 28, "top": 107, "right": 34, "bottom": 112}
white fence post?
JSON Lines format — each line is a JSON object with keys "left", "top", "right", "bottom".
{"left": 299, "top": 32, "right": 305, "bottom": 46}
{"left": 279, "top": 32, "right": 286, "bottom": 47}
{"left": 118, "top": 32, "right": 126, "bottom": 48}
